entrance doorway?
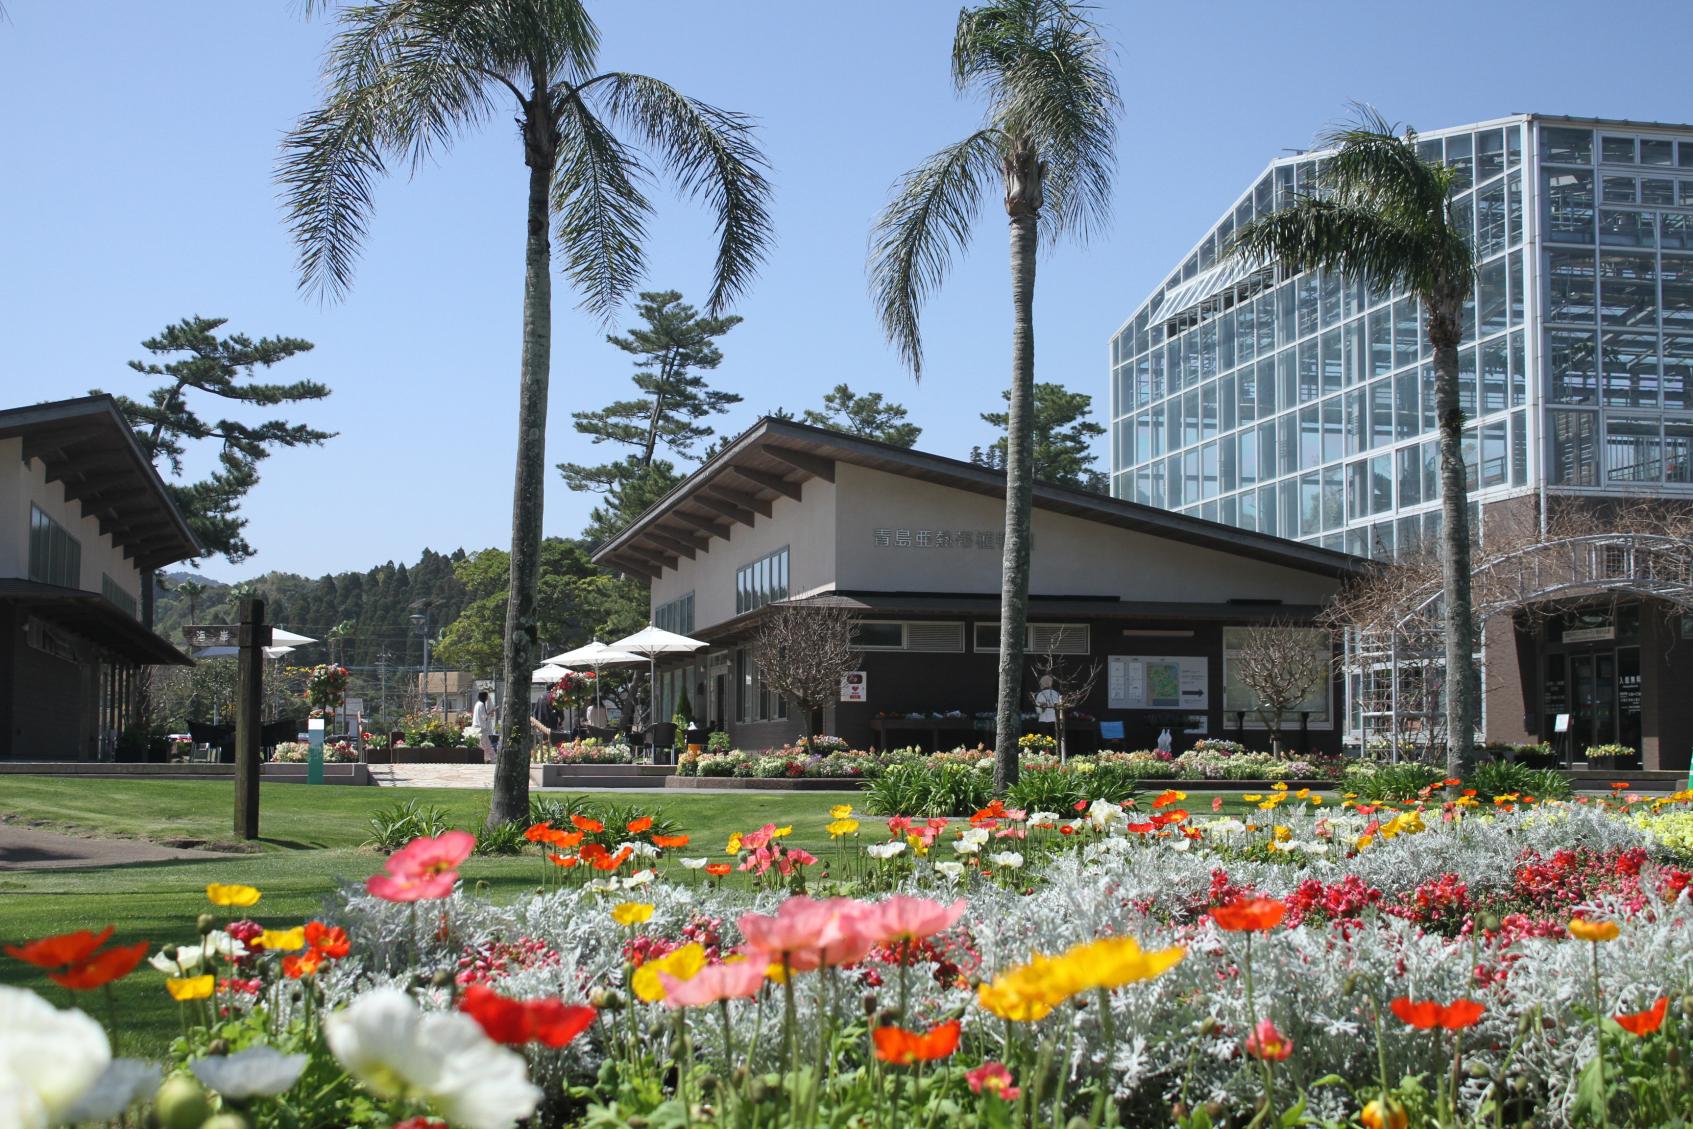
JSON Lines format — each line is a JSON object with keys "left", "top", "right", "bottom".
{"left": 1567, "top": 653, "right": 1616, "bottom": 750}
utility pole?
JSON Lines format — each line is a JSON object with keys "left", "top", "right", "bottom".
{"left": 375, "top": 648, "right": 393, "bottom": 733}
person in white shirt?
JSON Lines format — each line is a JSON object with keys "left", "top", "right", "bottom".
{"left": 471, "top": 691, "right": 496, "bottom": 764}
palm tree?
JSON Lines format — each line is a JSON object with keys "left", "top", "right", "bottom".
{"left": 175, "top": 579, "right": 207, "bottom": 625}
{"left": 280, "top": 1, "right": 773, "bottom": 825}
{"left": 869, "top": 0, "right": 1120, "bottom": 793}
{"left": 1229, "top": 107, "right": 1477, "bottom": 777}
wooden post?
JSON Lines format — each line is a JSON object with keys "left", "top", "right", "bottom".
{"left": 234, "top": 599, "right": 271, "bottom": 840}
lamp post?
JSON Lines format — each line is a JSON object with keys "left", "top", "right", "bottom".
{"left": 410, "top": 611, "right": 431, "bottom": 717}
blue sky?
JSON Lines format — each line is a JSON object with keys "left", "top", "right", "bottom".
{"left": 3, "top": 1, "right": 1690, "bottom": 579}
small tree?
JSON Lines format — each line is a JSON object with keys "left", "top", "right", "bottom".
{"left": 752, "top": 601, "right": 859, "bottom": 750}
{"left": 1027, "top": 635, "right": 1100, "bottom": 764}
{"left": 1230, "top": 622, "right": 1333, "bottom": 754}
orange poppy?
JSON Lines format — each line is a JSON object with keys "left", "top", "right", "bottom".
{"left": 591, "top": 847, "right": 635, "bottom": 871}
{"left": 303, "top": 922, "right": 350, "bottom": 960}
{"left": 1615, "top": 997, "right": 1669, "bottom": 1037}
{"left": 704, "top": 863, "right": 732, "bottom": 877}
{"left": 51, "top": 940, "right": 150, "bottom": 991}
{"left": 652, "top": 834, "right": 690, "bottom": 849}
{"left": 579, "top": 843, "right": 610, "bottom": 861}
{"left": 545, "top": 829, "right": 584, "bottom": 849}
{"left": 1389, "top": 997, "right": 1485, "bottom": 1030}
{"left": 626, "top": 817, "right": 654, "bottom": 834}
{"left": 548, "top": 854, "right": 580, "bottom": 868}
{"left": 523, "top": 823, "right": 555, "bottom": 843}
{"left": 283, "top": 949, "right": 324, "bottom": 979}
{"left": 570, "top": 814, "right": 604, "bottom": 833}
{"left": 1568, "top": 917, "right": 1620, "bottom": 943}
{"left": 4, "top": 927, "right": 115, "bottom": 970}
{"left": 872, "top": 1019, "right": 961, "bottom": 1064}
{"left": 1210, "top": 897, "right": 1287, "bottom": 933}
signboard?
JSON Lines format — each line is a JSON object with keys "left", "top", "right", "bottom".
{"left": 840, "top": 671, "right": 867, "bottom": 703}
{"left": 184, "top": 623, "right": 271, "bottom": 648}
{"left": 872, "top": 527, "right": 1006, "bottom": 550}
{"left": 307, "top": 718, "right": 325, "bottom": 785}
{"left": 1554, "top": 713, "right": 1571, "bottom": 734}
{"left": 1564, "top": 626, "right": 1615, "bottom": 643}
{"left": 1108, "top": 655, "right": 1208, "bottom": 710}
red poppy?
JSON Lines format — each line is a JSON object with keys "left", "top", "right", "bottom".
{"left": 704, "top": 863, "right": 732, "bottom": 877}
{"left": 546, "top": 829, "right": 584, "bottom": 849}
{"left": 460, "top": 984, "right": 596, "bottom": 1048}
{"left": 1210, "top": 897, "right": 1287, "bottom": 933}
{"left": 523, "top": 823, "right": 555, "bottom": 843}
{"left": 51, "top": 940, "right": 150, "bottom": 990}
{"left": 626, "top": 816, "right": 654, "bottom": 834}
{"left": 304, "top": 922, "right": 350, "bottom": 960}
{"left": 1615, "top": 996, "right": 1670, "bottom": 1037}
{"left": 1389, "top": 997, "right": 1485, "bottom": 1030}
{"left": 872, "top": 1019, "right": 962, "bottom": 1064}
{"left": 579, "top": 842, "right": 609, "bottom": 861}
{"left": 652, "top": 834, "right": 690, "bottom": 849}
{"left": 970, "top": 801, "right": 1010, "bottom": 825}
{"left": 283, "top": 949, "right": 324, "bottom": 979}
{"left": 391, "top": 1119, "right": 448, "bottom": 1129}
{"left": 548, "top": 854, "right": 579, "bottom": 868}
{"left": 4, "top": 927, "right": 115, "bottom": 970}
{"left": 570, "top": 814, "right": 604, "bottom": 833}
{"left": 591, "top": 847, "right": 635, "bottom": 871}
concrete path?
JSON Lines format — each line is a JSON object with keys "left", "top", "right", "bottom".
{"left": 0, "top": 824, "right": 241, "bottom": 871}
{"left": 368, "top": 763, "right": 856, "bottom": 795}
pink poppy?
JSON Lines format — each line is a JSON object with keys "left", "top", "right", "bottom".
{"left": 966, "top": 1061, "right": 1021, "bottom": 1100}
{"left": 660, "top": 958, "right": 767, "bottom": 1008}
{"left": 863, "top": 896, "right": 966, "bottom": 946}
{"left": 886, "top": 816, "right": 914, "bottom": 835}
{"left": 1244, "top": 1017, "right": 1293, "bottom": 1061}
{"left": 739, "top": 896, "right": 877, "bottom": 971}
{"left": 366, "top": 830, "right": 475, "bottom": 902}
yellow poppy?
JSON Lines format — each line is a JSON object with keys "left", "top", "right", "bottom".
{"left": 260, "top": 927, "right": 305, "bottom": 952}
{"left": 826, "top": 818, "right": 860, "bottom": 838}
{"left": 772, "top": 825, "right": 793, "bottom": 839}
{"left": 1568, "top": 918, "right": 1620, "bottom": 943}
{"left": 1064, "top": 936, "right": 1185, "bottom": 991}
{"left": 631, "top": 942, "right": 706, "bottom": 1003}
{"left": 165, "top": 975, "right": 215, "bottom": 1001}
{"left": 205, "top": 883, "right": 261, "bottom": 907}
{"left": 610, "top": 903, "right": 654, "bottom": 927}
{"left": 829, "top": 805, "right": 854, "bottom": 820}
{"left": 725, "top": 833, "right": 743, "bottom": 856}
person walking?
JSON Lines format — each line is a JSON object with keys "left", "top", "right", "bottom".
{"left": 472, "top": 691, "right": 496, "bottom": 765}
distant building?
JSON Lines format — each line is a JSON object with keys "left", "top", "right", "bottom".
{"left": 0, "top": 396, "right": 199, "bottom": 759}
{"left": 592, "top": 418, "right": 1365, "bottom": 754}
{"left": 417, "top": 670, "right": 481, "bottom": 723}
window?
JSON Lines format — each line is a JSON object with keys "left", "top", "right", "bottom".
{"left": 973, "top": 622, "right": 1090, "bottom": 654}
{"left": 1598, "top": 252, "right": 1657, "bottom": 326}
{"left": 1543, "top": 127, "right": 1593, "bottom": 165}
{"left": 1221, "top": 626, "right": 1331, "bottom": 726}
{"left": 28, "top": 505, "right": 81, "bottom": 589}
{"left": 735, "top": 646, "right": 786, "bottom": 724}
{"left": 101, "top": 574, "right": 137, "bottom": 619}
{"left": 1545, "top": 169, "right": 1595, "bottom": 242}
{"left": 1606, "top": 418, "right": 1662, "bottom": 483}
{"left": 856, "top": 621, "right": 965, "bottom": 652}
{"left": 734, "top": 546, "right": 788, "bottom": 615}
{"left": 1601, "top": 135, "right": 1637, "bottom": 165}
{"left": 1550, "top": 411, "right": 1599, "bottom": 485}
{"left": 654, "top": 591, "right": 694, "bottom": 635}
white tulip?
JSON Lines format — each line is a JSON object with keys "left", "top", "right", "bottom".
{"left": 0, "top": 986, "right": 111, "bottom": 1129}
{"left": 326, "top": 989, "right": 541, "bottom": 1129}
{"left": 192, "top": 1046, "right": 308, "bottom": 1099}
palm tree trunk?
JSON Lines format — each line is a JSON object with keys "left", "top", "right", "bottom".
{"left": 1429, "top": 302, "right": 1476, "bottom": 778}
{"left": 491, "top": 127, "right": 555, "bottom": 827}
{"left": 993, "top": 144, "right": 1042, "bottom": 795}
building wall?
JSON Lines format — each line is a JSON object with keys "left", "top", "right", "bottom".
{"left": 831, "top": 462, "right": 1341, "bottom": 605}
{"left": 651, "top": 477, "right": 837, "bottom": 632}
{"left": 0, "top": 437, "right": 142, "bottom": 606}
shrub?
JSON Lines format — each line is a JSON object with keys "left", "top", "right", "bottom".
{"left": 473, "top": 820, "right": 529, "bottom": 856}
{"left": 1466, "top": 758, "right": 1574, "bottom": 801}
{"left": 706, "top": 730, "right": 732, "bottom": 753}
{"left": 529, "top": 794, "right": 600, "bottom": 826}
{"left": 362, "top": 799, "right": 451, "bottom": 851}
{"left": 1076, "top": 762, "right": 1143, "bottom": 806}
{"left": 863, "top": 762, "right": 992, "bottom": 817}
{"left": 1007, "top": 766, "right": 1084, "bottom": 813}
{"left": 1343, "top": 760, "right": 1445, "bottom": 802}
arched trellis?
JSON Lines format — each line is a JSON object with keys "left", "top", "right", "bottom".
{"left": 1344, "top": 533, "right": 1693, "bottom": 759}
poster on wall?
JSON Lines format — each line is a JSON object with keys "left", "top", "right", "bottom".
{"left": 1108, "top": 656, "right": 1208, "bottom": 710}
{"left": 840, "top": 671, "right": 867, "bottom": 703}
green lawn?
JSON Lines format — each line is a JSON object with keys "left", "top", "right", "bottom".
{"left": 0, "top": 776, "right": 857, "bottom": 1054}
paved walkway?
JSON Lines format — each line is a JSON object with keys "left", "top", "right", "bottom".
{"left": 368, "top": 764, "right": 855, "bottom": 794}
{"left": 0, "top": 824, "right": 241, "bottom": 871}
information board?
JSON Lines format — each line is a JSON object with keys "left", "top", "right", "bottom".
{"left": 1108, "top": 655, "right": 1208, "bottom": 710}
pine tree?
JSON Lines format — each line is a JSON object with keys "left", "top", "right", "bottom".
{"left": 973, "top": 382, "right": 1106, "bottom": 493}
{"left": 800, "top": 384, "right": 921, "bottom": 447}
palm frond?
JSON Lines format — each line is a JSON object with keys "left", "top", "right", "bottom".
{"left": 551, "top": 95, "right": 653, "bottom": 320}
{"left": 1230, "top": 198, "right": 1455, "bottom": 300}
{"left": 596, "top": 73, "right": 774, "bottom": 316}
{"left": 868, "top": 129, "right": 1001, "bottom": 379}
{"left": 277, "top": 90, "right": 389, "bottom": 301}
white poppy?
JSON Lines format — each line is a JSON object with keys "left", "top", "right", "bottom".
{"left": 866, "top": 841, "right": 907, "bottom": 860}
{"left": 585, "top": 879, "right": 621, "bottom": 894}
{"left": 1029, "top": 811, "right": 1062, "bottom": 825}
{"left": 621, "top": 869, "right": 656, "bottom": 889}
{"left": 61, "top": 1059, "right": 160, "bottom": 1123}
{"left": 1085, "top": 799, "right": 1125, "bottom": 830}
{"left": 204, "top": 930, "right": 248, "bottom": 960}
{"left": 192, "top": 1046, "right": 308, "bottom": 1099}
{"left": 679, "top": 857, "right": 709, "bottom": 870}
{"left": 1165, "top": 837, "right": 1192, "bottom": 852}
{"left": 0, "top": 986, "right": 111, "bottom": 1129}
{"left": 615, "top": 841, "right": 661, "bottom": 859}
{"left": 326, "top": 989, "right": 540, "bottom": 1129}
{"left": 149, "top": 945, "right": 204, "bottom": 976}
{"left": 934, "top": 861, "right": 965, "bottom": 880}
{"left": 987, "top": 851, "right": 1024, "bottom": 869}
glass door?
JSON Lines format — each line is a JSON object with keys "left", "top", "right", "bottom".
{"left": 1570, "top": 653, "right": 1618, "bottom": 751}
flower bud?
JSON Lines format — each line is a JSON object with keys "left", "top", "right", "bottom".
{"left": 205, "top": 1039, "right": 230, "bottom": 1057}
{"left": 1342, "top": 973, "right": 1360, "bottom": 996}
{"left": 430, "top": 969, "right": 456, "bottom": 989}
{"left": 590, "top": 988, "right": 626, "bottom": 1012}
{"left": 196, "top": 914, "right": 217, "bottom": 936}
{"left": 1466, "top": 1059, "right": 1489, "bottom": 1078}
{"left": 1066, "top": 1117, "right": 1091, "bottom": 1129}
{"left": 1198, "top": 1016, "right": 1220, "bottom": 1037}
{"left": 1480, "top": 913, "right": 1503, "bottom": 933}
{"left": 201, "top": 1115, "right": 252, "bottom": 1129}
{"left": 153, "top": 1075, "right": 212, "bottom": 1129}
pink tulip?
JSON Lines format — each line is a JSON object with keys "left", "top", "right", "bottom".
{"left": 864, "top": 896, "right": 966, "bottom": 946}
{"left": 738, "top": 896, "right": 877, "bottom": 971}
{"left": 1244, "top": 1017, "right": 1293, "bottom": 1061}
{"left": 659, "top": 958, "right": 767, "bottom": 1008}
{"left": 365, "top": 830, "right": 475, "bottom": 902}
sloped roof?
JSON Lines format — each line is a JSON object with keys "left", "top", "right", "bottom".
{"left": 0, "top": 395, "right": 200, "bottom": 571}
{"left": 591, "top": 417, "right": 1368, "bottom": 582}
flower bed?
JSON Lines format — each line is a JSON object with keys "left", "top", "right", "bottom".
{"left": 535, "top": 738, "right": 636, "bottom": 766}
{"left": 11, "top": 781, "right": 1691, "bottom": 1127}
{"left": 269, "top": 740, "right": 357, "bottom": 764}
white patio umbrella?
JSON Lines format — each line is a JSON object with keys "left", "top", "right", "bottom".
{"left": 269, "top": 628, "right": 318, "bottom": 647}
{"left": 543, "top": 641, "right": 647, "bottom": 711}
{"left": 608, "top": 625, "right": 708, "bottom": 754}
{"left": 532, "top": 662, "right": 570, "bottom": 684}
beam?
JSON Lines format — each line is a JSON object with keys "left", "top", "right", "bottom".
{"left": 730, "top": 464, "right": 803, "bottom": 502}
{"left": 46, "top": 454, "right": 134, "bottom": 486}
{"left": 694, "top": 493, "right": 757, "bottom": 527}
{"left": 646, "top": 531, "right": 698, "bottom": 560}
{"left": 705, "top": 485, "right": 772, "bottom": 518}
{"left": 627, "top": 545, "right": 679, "bottom": 572}
{"left": 670, "top": 510, "right": 734, "bottom": 540}
{"left": 65, "top": 481, "right": 151, "bottom": 507}
{"left": 762, "top": 445, "right": 835, "bottom": 483}
{"left": 606, "top": 554, "right": 658, "bottom": 580}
